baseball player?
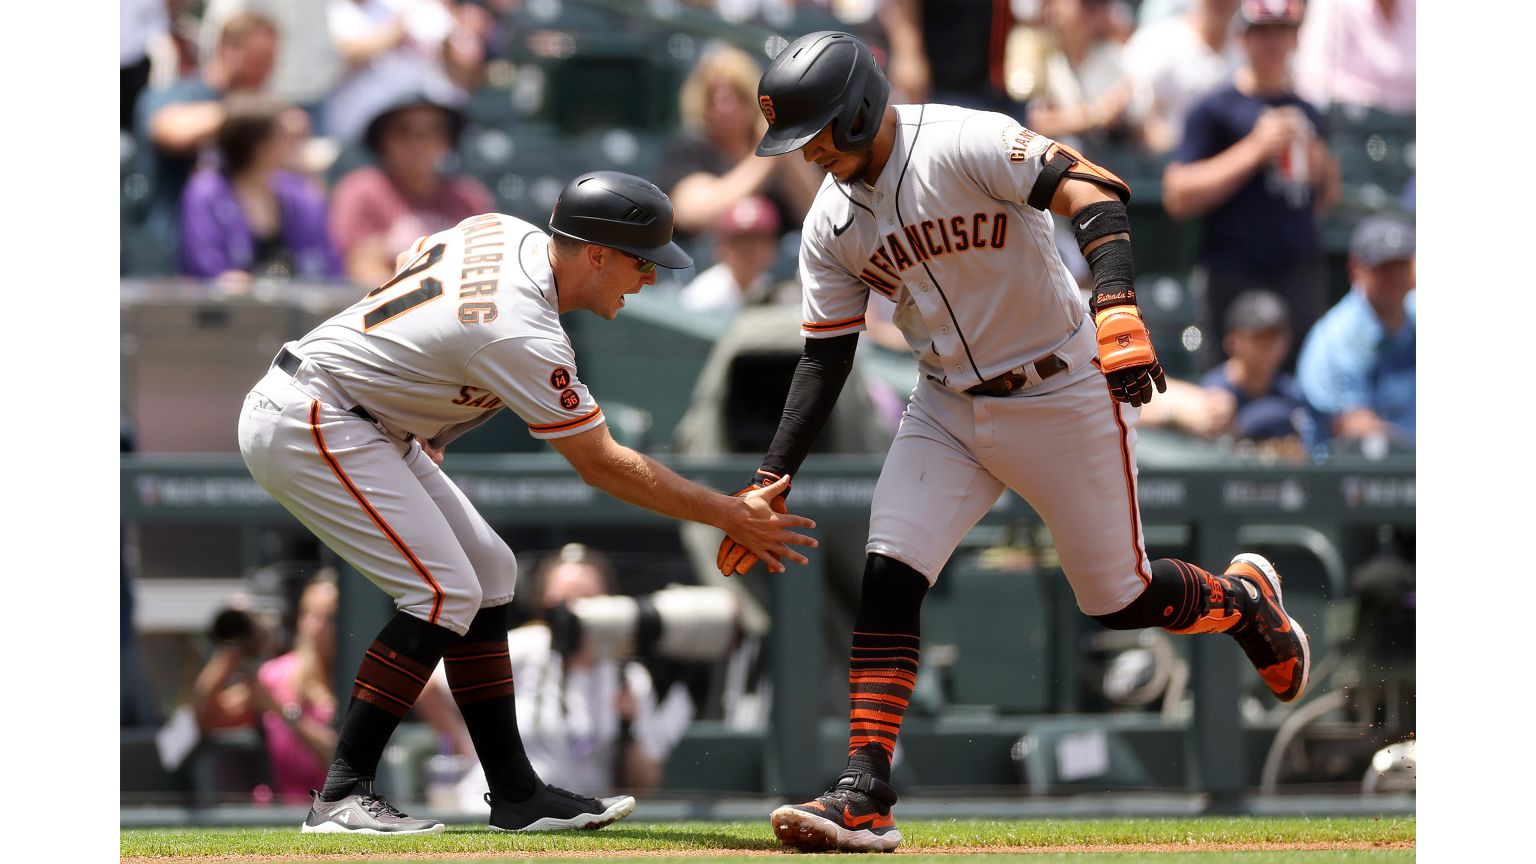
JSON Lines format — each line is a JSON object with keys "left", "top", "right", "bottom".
{"left": 237, "top": 171, "right": 818, "bottom": 835}
{"left": 717, "top": 32, "right": 1312, "bottom": 853}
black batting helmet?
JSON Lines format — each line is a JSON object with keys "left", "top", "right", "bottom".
{"left": 549, "top": 171, "right": 693, "bottom": 269}
{"left": 755, "top": 31, "right": 890, "bottom": 157}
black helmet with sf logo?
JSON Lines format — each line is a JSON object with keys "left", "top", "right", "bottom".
{"left": 755, "top": 31, "right": 890, "bottom": 157}
{"left": 549, "top": 171, "right": 693, "bottom": 269}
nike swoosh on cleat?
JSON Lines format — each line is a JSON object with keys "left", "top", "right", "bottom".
{"left": 841, "top": 807, "right": 893, "bottom": 829}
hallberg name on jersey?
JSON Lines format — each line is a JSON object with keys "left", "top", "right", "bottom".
{"left": 455, "top": 213, "right": 506, "bottom": 324}
{"left": 446, "top": 214, "right": 511, "bottom": 413}
{"left": 854, "top": 211, "right": 1010, "bottom": 299}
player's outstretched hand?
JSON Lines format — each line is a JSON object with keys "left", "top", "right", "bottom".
{"left": 1104, "top": 360, "right": 1168, "bottom": 407}
{"left": 1094, "top": 308, "right": 1168, "bottom": 408}
{"left": 716, "top": 473, "right": 816, "bottom": 576}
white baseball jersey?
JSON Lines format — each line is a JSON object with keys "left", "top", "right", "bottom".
{"left": 796, "top": 103, "right": 1152, "bottom": 615}
{"left": 293, "top": 212, "right": 604, "bottom": 444}
{"left": 797, "top": 103, "right": 1089, "bottom": 389}
{"left": 238, "top": 213, "right": 607, "bottom": 634}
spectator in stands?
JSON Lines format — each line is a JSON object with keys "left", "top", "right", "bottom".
{"left": 1199, "top": 289, "right": 1320, "bottom": 456}
{"left": 1136, "top": 376, "right": 1238, "bottom": 440}
{"left": 179, "top": 96, "right": 342, "bottom": 283}
{"left": 324, "top": 0, "right": 489, "bottom": 144}
{"left": 1121, "top": 0, "right": 1242, "bottom": 154}
{"left": 254, "top": 573, "right": 340, "bottom": 805}
{"left": 1135, "top": 0, "right": 1195, "bottom": 26}
{"left": 656, "top": 42, "right": 819, "bottom": 244}
{"left": 138, "top": 12, "right": 280, "bottom": 233}
{"left": 189, "top": 602, "right": 277, "bottom": 734}
{"left": 122, "top": 0, "right": 171, "bottom": 132}
{"left": 1015, "top": 0, "right": 1135, "bottom": 149}
{"left": 1297, "top": 213, "right": 1415, "bottom": 447}
{"left": 1161, "top": 0, "right": 1339, "bottom": 370}
{"left": 875, "top": 0, "right": 1027, "bottom": 116}
{"left": 1294, "top": 0, "right": 1415, "bottom": 114}
{"left": 196, "top": 0, "right": 346, "bottom": 124}
{"left": 678, "top": 196, "right": 786, "bottom": 315}
{"left": 421, "top": 545, "right": 694, "bottom": 801}
{"left": 328, "top": 95, "right": 493, "bottom": 286}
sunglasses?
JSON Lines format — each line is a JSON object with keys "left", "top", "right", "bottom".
{"left": 624, "top": 251, "right": 656, "bottom": 274}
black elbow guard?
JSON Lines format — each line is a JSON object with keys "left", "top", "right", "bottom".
{"left": 1026, "top": 142, "right": 1133, "bottom": 211}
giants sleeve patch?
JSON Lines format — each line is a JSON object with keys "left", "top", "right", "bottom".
{"left": 549, "top": 367, "right": 570, "bottom": 389}
{"left": 1002, "top": 124, "right": 1051, "bottom": 163}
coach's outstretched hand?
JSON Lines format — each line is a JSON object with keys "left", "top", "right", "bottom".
{"left": 717, "top": 473, "right": 814, "bottom": 576}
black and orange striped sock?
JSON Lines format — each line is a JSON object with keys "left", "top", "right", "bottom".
{"left": 444, "top": 603, "right": 537, "bottom": 801}
{"left": 1092, "top": 558, "right": 1255, "bottom": 634}
{"left": 845, "top": 555, "right": 928, "bottom": 782}
{"left": 321, "top": 611, "right": 458, "bottom": 801}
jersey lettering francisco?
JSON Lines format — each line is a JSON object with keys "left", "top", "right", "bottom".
{"left": 290, "top": 213, "right": 603, "bottom": 442}
{"left": 798, "top": 104, "right": 1085, "bottom": 388}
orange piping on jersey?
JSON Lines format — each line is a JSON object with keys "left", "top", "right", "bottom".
{"left": 309, "top": 400, "right": 446, "bottom": 623}
{"left": 803, "top": 315, "right": 866, "bottom": 332}
{"left": 528, "top": 406, "right": 603, "bottom": 434}
{"left": 1109, "top": 400, "right": 1152, "bottom": 586}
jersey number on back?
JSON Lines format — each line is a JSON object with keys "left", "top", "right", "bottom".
{"left": 363, "top": 243, "right": 447, "bottom": 331}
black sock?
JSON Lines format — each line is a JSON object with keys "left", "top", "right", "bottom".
{"left": 846, "top": 555, "right": 928, "bottom": 784}
{"left": 320, "top": 611, "right": 458, "bottom": 801}
{"left": 444, "top": 603, "right": 538, "bottom": 801}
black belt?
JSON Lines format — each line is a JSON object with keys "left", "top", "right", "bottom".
{"left": 963, "top": 353, "right": 1069, "bottom": 397}
{"left": 273, "top": 347, "right": 381, "bottom": 425}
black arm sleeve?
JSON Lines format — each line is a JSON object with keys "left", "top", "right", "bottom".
{"left": 760, "top": 333, "right": 859, "bottom": 478}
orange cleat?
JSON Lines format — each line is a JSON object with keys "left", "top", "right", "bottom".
{"left": 1225, "top": 553, "right": 1312, "bottom": 702}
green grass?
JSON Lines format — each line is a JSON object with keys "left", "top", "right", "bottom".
{"left": 121, "top": 817, "right": 1414, "bottom": 861}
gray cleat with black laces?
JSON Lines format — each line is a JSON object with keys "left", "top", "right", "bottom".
{"left": 300, "top": 779, "right": 445, "bottom": 835}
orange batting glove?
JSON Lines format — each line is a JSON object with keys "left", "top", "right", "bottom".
{"left": 1094, "top": 306, "right": 1167, "bottom": 408}
{"left": 716, "top": 469, "right": 789, "bottom": 577}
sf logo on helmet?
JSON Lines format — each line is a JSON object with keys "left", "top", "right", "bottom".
{"left": 759, "top": 95, "right": 776, "bottom": 124}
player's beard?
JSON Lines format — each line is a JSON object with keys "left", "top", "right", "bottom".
{"left": 830, "top": 147, "right": 875, "bottom": 185}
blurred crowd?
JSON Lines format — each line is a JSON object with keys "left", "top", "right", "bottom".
{"left": 121, "top": 0, "right": 1415, "bottom": 460}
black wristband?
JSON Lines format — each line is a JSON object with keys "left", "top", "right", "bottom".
{"left": 1086, "top": 237, "right": 1136, "bottom": 315}
{"left": 760, "top": 333, "right": 858, "bottom": 477}
{"left": 1071, "top": 200, "right": 1131, "bottom": 251}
